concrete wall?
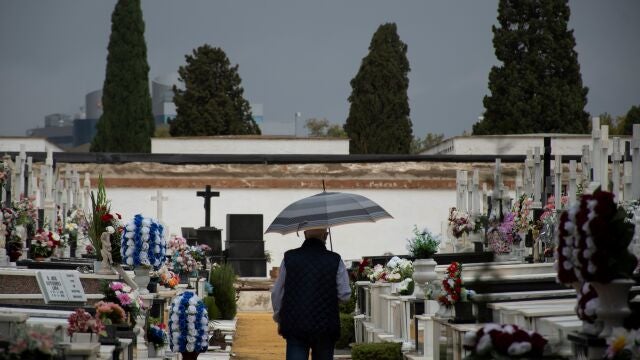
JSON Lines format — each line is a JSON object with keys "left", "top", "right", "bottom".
{"left": 424, "top": 134, "right": 631, "bottom": 156}
{"left": 0, "top": 138, "right": 64, "bottom": 153}
{"left": 151, "top": 137, "right": 349, "bottom": 155}
{"left": 107, "top": 187, "right": 456, "bottom": 266}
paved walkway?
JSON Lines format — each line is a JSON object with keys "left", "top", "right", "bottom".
{"left": 232, "top": 312, "right": 286, "bottom": 360}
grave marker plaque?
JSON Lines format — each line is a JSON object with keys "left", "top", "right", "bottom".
{"left": 35, "top": 270, "right": 86, "bottom": 304}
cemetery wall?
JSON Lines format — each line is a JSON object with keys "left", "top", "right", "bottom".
{"left": 424, "top": 134, "right": 632, "bottom": 156}
{"left": 0, "top": 137, "right": 64, "bottom": 153}
{"left": 63, "top": 160, "right": 526, "bottom": 266}
{"left": 151, "top": 136, "right": 350, "bottom": 155}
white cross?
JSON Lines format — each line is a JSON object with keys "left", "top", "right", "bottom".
{"left": 568, "top": 160, "right": 577, "bottom": 206}
{"left": 554, "top": 155, "right": 562, "bottom": 210}
{"left": 524, "top": 149, "right": 534, "bottom": 196}
{"left": 151, "top": 190, "right": 169, "bottom": 222}
{"left": 600, "top": 125, "right": 609, "bottom": 191}
{"left": 632, "top": 124, "right": 640, "bottom": 200}
{"left": 591, "top": 117, "right": 602, "bottom": 184}
{"left": 515, "top": 169, "right": 523, "bottom": 200}
{"left": 611, "top": 137, "right": 621, "bottom": 200}
{"left": 533, "top": 147, "right": 542, "bottom": 208}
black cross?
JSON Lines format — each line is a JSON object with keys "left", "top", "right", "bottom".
{"left": 197, "top": 185, "right": 220, "bottom": 227}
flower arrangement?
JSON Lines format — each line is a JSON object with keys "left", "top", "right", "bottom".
{"left": 397, "top": 278, "right": 414, "bottom": 296}
{"left": 67, "top": 308, "right": 105, "bottom": 336}
{"left": 438, "top": 262, "right": 474, "bottom": 306}
{"left": 368, "top": 264, "right": 386, "bottom": 282}
{"left": 486, "top": 212, "right": 516, "bottom": 254}
{"left": 95, "top": 301, "right": 127, "bottom": 325}
{"left": 160, "top": 270, "right": 181, "bottom": 289}
{"left": 169, "top": 238, "right": 204, "bottom": 275}
{"left": 349, "top": 258, "right": 371, "bottom": 282}
{"left": 120, "top": 214, "right": 166, "bottom": 270}
{"left": 85, "top": 244, "right": 96, "bottom": 257}
{"left": 8, "top": 326, "right": 58, "bottom": 358}
{"left": 0, "top": 163, "right": 5, "bottom": 190}
{"left": 407, "top": 225, "right": 440, "bottom": 259}
{"left": 30, "top": 228, "right": 61, "bottom": 258}
{"left": 87, "top": 175, "right": 123, "bottom": 262}
{"left": 61, "top": 209, "right": 87, "bottom": 250}
{"left": 448, "top": 208, "right": 473, "bottom": 239}
{"left": 101, "top": 281, "right": 145, "bottom": 322}
{"left": 605, "top": 327, "right": 640, "bottom": 359}
{"left": 168, "top": 291, "right": 209, "bottom": 354}
{"left": 462, "top": 323, "right": 548, "bottom": 359}
{"left": 512, "top": 194, "right": 534, "bottom": 236}
{"left": 384, "top": 256, "right": 414, "bottom": 282}
{"left": 13, "top": 195, "right": 38, "bottom": 229}
{"left": 147, "top": 317, "right": 168, "bottom": 349}
{"left": 556, "top": 189, "right": 637, "bottom": 284}
{"left": 575, "top": 282, "right": 599, "bottom": 328}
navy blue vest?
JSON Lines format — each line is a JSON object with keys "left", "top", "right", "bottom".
{"left": 279, "top": 238, "right": 341, "bottom": 342}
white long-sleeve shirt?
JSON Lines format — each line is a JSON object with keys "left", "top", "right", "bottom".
{"left": 271, "top": 259, "right": 352, "bottom": 323}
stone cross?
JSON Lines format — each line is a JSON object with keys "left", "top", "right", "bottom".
{"left": 456, "top": 170, "right": 468, "bottom": 212}
{"left": 515, "top": 169, "right": 524, "bottom": 200}
{"left": 83, "top": 173, "right": 91, "bottom": 213}
{"left": 65, "top": 167, "right": 73, "bottom": 210}
{"left": 524, "top": 149, "right": 534, "bottom": 196}
{"left": 632, "top": 124, "right": 640, "bottom": 200}
{"left": 581, "top": 144, "right": 591, "bottom": 185}
{"left": 471, "top": 169, "right": 480, "bottom": 216}
{"left": 591, "top": 117, "right": 602, "bottom": 185}
{"left": 24, "top": 156, "right": 33, "bottom": 198}
{"left": 533, "top": 147, "right": 543, "bottom": 208}
{"left": 151, "top": 190, "right": 168, "bottom": 222}
{"left": 554, "top": 155, "right": 563, "bottom": 210}
{"left": 13, "top": 145, "right": 25, "bottom": 202}
{"left": 43, "top": 149, "right": 56, "bottom": 230}
{"left": 611, "top": 137, "right": 622, "bottom": 200}
{"left": 72, "top": 168, "right": 81, "bottom": 209}
{"left": 624, "top": 160, "right": 633, "bottom": 202}
{"left": 481, "top": 183, "right": 488, "bottom": 215}
{"left": 599, "top": 125, "right": 609, "bottom": 191}
{"left": 1, "top": 156, "right": 11, "bottom": 207}
{"left": 568, "top": 160, "right": 577, "bottom": 206}
{"left": 196, "top": 185, "right": 220, "bottom": 228}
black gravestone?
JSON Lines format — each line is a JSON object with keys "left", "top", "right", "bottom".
{"left": 225, "top": 214, "right": 266, "bottom": 277}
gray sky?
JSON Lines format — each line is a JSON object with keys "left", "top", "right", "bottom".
{"left": 1, "top": 1, "right": 639, "bottom": 138}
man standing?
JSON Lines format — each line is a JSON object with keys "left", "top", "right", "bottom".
{"left": 271, "top": 228, "right": 351, "bottom": 360}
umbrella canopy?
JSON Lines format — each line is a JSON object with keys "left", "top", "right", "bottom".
{"left": 265, "top": 191, "right": 393, "bottom": 235}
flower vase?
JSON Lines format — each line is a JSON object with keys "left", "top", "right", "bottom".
{"left": 424, "top": 299, "right": 439, "bottom": 316}
{"left": 148, "top": 345, "right": 165, "bottom": 358}
{"left": 133, "top": 268, "right": 151, "bottom": 295}
{"left": 412, "top": 258, "right": 438, "bottom": 299}
{"left": 590, "top": 279, "right": 634, "bottom": 338}
{"left": 181, "top": 352, "right": 200, "bottom": 360}
{"left": 71, "top": 332, "right": 98, "bottom": 343}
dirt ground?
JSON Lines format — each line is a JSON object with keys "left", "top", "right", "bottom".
{"left": 232, "top": 312, "right": 286, "bottom": 360}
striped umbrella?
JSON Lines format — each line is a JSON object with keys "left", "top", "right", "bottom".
{"left": 265, "top": 191, "right": 393, "bottom": 236}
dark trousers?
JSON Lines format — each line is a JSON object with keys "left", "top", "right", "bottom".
{"left": 286, "top": 335, "right": 335, "bottom": 360}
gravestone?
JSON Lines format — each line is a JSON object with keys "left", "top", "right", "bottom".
{"left": 225, "top": 214, "right": 267, "bottom": 277}
{"left": 192, "top": 186, "right": 223, "bottom": 263}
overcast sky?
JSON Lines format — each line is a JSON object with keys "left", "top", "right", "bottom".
{"left": 1, "top": 1, "right": 639, "bottom": 138}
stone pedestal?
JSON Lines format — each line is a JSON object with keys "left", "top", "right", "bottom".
{"left": 0, "top": 249, "right": 10, "bottom": 267}
{"left": 225, "top": 214, "right": 266, "bottom": 277}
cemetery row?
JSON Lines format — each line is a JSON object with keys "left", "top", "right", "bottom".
{"left": 348, "top": 123, "right": 640, "bottom": 359}
{"left": 0, "top": 165, "right": 242, "bottom": 359}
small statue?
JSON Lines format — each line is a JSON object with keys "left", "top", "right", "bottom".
{"left": 98, "top": 231, "right": 115, "bottom": 274}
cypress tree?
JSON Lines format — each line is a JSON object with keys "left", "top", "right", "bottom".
{"left": 621, "top": 105, "right": 640, "bottom": 135}
{"left": 473, "top": 0, "right": 589, "bottom": 135}
{"left": 91, "top": 0, "right": 154, "bottom": 152}
{"left": 169, "top": 45, "right": 260, "bottom": 136}
{"left": 344, "top": 23, "right": 413, "bottom": 154}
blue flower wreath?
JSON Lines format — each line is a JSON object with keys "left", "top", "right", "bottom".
{"left": 120, "top": 214, "right": 166, "bottom": 270}
{"left": 168, "top": 291, "right": 209, "bottom": 353}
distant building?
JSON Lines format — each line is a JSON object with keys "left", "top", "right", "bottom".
{"left": 26, "top": 113, "right": 75, "bottom": 149}
{"left": 152, "top": 74, "right": 181, "bottom": 126}
{"left": 151, "top": 135, "right": 349, "bottom": 155}
{"left": 422, "top": 134, "right": 631, "bottom": 156}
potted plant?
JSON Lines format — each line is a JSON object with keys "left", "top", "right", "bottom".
{"left": 168, "top": 292, "right": 209, "bottom": 360}
{"left": 100, "top": 281, "right": 145, "bottom": 327}
{"left": 147, "top": 317, "right": 168, "bottom": 357}
{"left": 556, "top": 189, "right": 637, "bottom": 338}
{"left": 120, "top": 214, "right": 166, "bottom": 293}
{"left": 462, "top": 324, "right": 551, "bottom": 359}
{"left": 67, "top": 308, "right": 105, "bottom": 343}
{"left": 30, "top": 228, "right": 59, "bottom": 261}
{"left": 407, "top": 225, "right": 440, "bottom": 299}
{"left": 7, "top": 326, "right": 58, "bottom": 359}
{"left": 438, "top": 261, "right": 475, "bottom": 322}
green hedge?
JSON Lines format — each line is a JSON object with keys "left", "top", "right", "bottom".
{"left": 209, "top": 264, "right": 237, "bottom": 320}
{"left": 335, "top": 313, "right": 355, "bottom": 349}
{"left": 203, "top": 295, "right": 220, "bottom": 320}
{"left": 351, "top": 342, "right": 402, "bottom": 360}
